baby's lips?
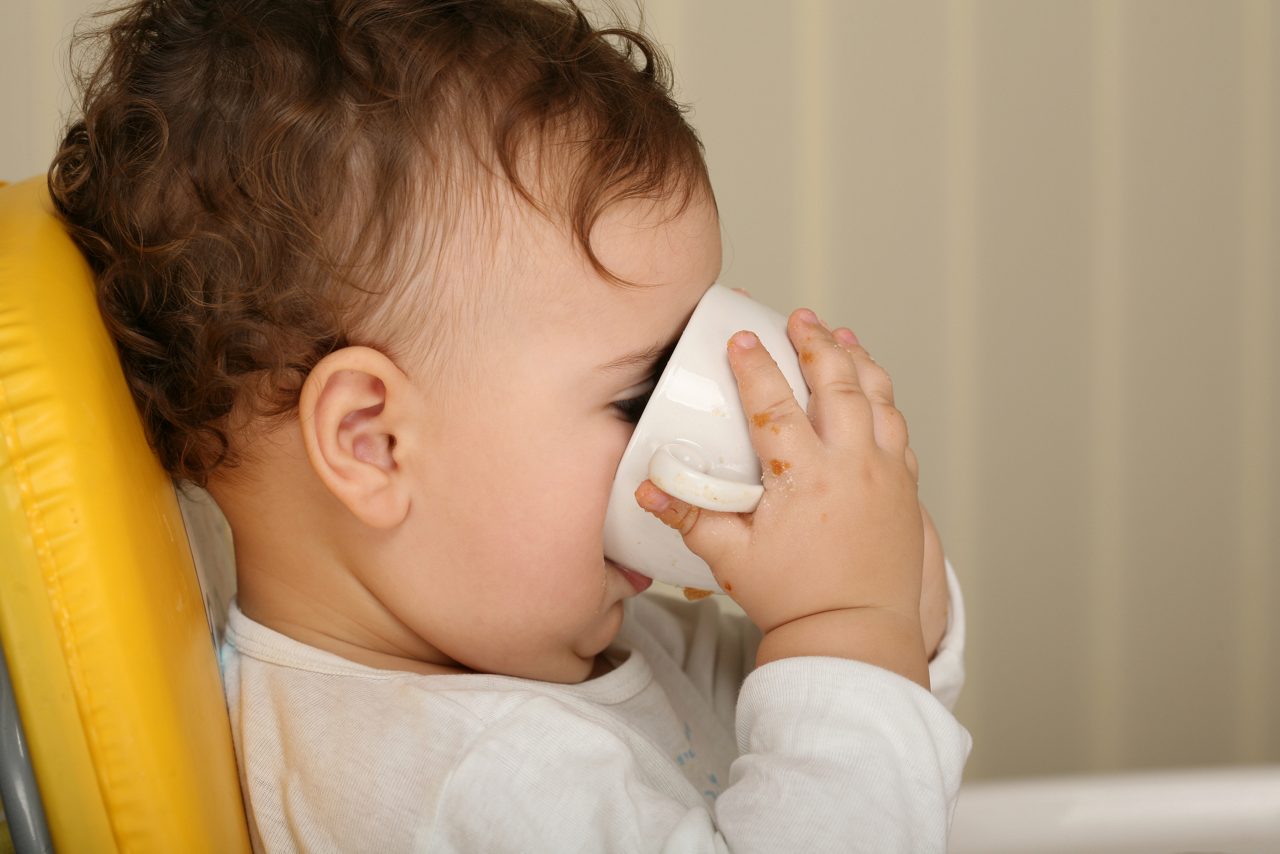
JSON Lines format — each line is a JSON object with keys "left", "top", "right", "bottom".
{"left": 608, "top": 559, "right": 654, "bottom": 594}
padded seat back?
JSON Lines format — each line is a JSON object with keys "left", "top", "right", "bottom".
{"left": 0, "top": 176, "right": 250, "bottom": 852}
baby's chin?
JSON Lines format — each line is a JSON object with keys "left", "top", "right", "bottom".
{"left": 471, "top": 612, "right": 624, "bottom": 686}
{"left": 568, "top": 605, "right": 627, "bottom": 682}
{"left": 513, "top": 648, "right": 613, "bottom": 685}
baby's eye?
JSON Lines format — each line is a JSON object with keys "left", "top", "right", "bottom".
{"left": 611, "top": 388, "right": 653, "bottom": 424}
{"left": 611, "top": 351, "right": 670, "bottom": 424}
{"left": 612, "top": 379, "right": 658, "bottom": 424}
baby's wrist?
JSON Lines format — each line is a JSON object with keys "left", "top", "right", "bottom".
{"left": 755, "top": 607, "right": 930, "bottom": 690}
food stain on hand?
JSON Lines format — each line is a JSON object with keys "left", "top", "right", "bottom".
{"left": 751, "top": 412, "right": 782, "bottom": 435}
{"left": 768, "top": 459, "right": 791, "bottom": 476}
{"left": 800, "top": 349, "right": 815, "bottom": 364}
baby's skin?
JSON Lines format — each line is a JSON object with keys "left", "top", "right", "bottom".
{"left": 636, "top": 313, "right": 932, "bottom": 688}
{"left": 213, "top": 188, "right": 947, "bottom": 688}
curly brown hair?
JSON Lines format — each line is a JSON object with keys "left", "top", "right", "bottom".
{"left": 48, "top": 0, "right": 712, "bottom": 488}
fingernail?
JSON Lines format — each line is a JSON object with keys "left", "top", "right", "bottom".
{"left": 731, "top": 331, "right": 758, "bottom": 350}
{"left": 635, "top": 481, "right": 670, "bottom": 512}
{"left": 797, "top": 308, "right": 819, "bottom": 326}
{"left": 836, "top": 328, "right": 858, "bottom": 346}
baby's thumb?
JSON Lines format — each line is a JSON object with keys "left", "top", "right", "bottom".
{"left": 634, "top": 480, "right": 747, "bottom": 571}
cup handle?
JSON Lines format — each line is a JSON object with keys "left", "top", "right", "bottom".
{"left": 647, "top": 443, "right": 763, "bottom": 513}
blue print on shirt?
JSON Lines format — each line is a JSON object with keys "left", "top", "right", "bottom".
{"left": 675, "top": 721, "right": 697, "bottom": 766}
{"left": 675, "top": 720, "right": 722, "bottom": 801}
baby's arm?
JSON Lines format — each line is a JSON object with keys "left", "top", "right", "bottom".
{"left": 637, "top": 314, "right": 930, "bottom": 684}
{"left": 920, "top": 503, "right": 949, "bottom": 659}
{"left": 920, "top": 504, "right": 967, "bottom": 711}
{"left": 630, "top": 312, "right": 970, "bottom": 847}
{"left": 430, "top": 667, "right": 970, "bottom": 853}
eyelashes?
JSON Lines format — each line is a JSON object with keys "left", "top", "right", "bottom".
{"left": 612, "top": 349, "right": 673, "bottom": 424}
{"left": 612, "top": 389, "right": 652, "bottom": 423}
{"left": 612, "top": 374, "right": 658, "bottom": 423}
{"left": 612, "top": 398, "right": 647, "bottom": 423}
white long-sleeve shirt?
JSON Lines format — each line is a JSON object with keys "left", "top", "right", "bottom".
{"left": 221, "top": 561, "right": 971, "bottom": 853}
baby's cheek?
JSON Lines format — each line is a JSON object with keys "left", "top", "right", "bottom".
{"left": 607, "top": 417, "right": 638, "bottom": 458}
{"left": 583, "top": 427, "right": 631, "bottom": 494}
{"left": 519, "top": 425, "right": 619, "bottom": 536}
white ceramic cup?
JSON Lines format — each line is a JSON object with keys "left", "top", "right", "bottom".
{"left": 602, "top": 284, "right": 811, "bottom": 593}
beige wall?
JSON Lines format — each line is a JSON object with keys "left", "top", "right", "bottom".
{"left": 640, "top": 0, "right": 1280, "bottom": 783}
{"left": 5, "top": 1, "right": 1276, "bottom": 783}
{"left": 0, "top": 0, "right": 101, "bottom": 181}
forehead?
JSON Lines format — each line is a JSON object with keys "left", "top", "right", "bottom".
{"left": 383, "top": 185, "right": 721, "bottom": 398}
{"left": 512, "top": 191, "right": 722, "bottom": 331}
{"left": 589, "top": 193, "right": 722, "bottom": 291}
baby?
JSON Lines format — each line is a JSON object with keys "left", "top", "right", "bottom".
{"left": 50, "top": 0, "right": 970, "bottom": 850}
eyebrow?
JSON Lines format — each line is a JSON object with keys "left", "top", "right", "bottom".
{"left": 595, "top": 336, "right": 679, "bottom": 374}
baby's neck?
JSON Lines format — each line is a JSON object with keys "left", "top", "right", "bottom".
{"left": 209, "top": 451, "right": 468, "bottom": 678}
{"left": 234, "top": 566, "right": 471, "bottom": 677}
{"left": 587, "top": 653, "right": 615, "bottom": 680}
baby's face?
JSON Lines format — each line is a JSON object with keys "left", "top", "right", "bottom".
{"left": 387, "top": 191, "right": 721, "bottom": 683}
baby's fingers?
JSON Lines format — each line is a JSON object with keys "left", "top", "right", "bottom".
{"left": 833, "top": 328, "right": 910, "bottom": 455}
{"left": 788, "top": 310, "right": 876, "bottom": 448}
{"left": 727, "top": 331, "right": 819, "bottom": 467}
{"left": 832, "top": 328, "right": 894, "bottom": 407}
{"left": 634, "top": 480, "right": 750, "bottom": 576}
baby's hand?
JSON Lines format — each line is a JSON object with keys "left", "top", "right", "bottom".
{"left": 635, "top": 311, "right": 928, "bottom": 685}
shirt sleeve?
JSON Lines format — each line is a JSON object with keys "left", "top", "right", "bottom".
{"left": 426, "top": 668, "right": 971, "bottom": 853}
{"left": 719, "top": 657, "right": 973, "bottom": 853}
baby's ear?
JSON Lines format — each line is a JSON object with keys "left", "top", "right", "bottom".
{"left": 297, "top": 346, "right": 416, "bottom": 529}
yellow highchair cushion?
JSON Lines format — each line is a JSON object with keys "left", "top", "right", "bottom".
{"left": 0, "top": 176, "right": 250, "bottom": 852}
